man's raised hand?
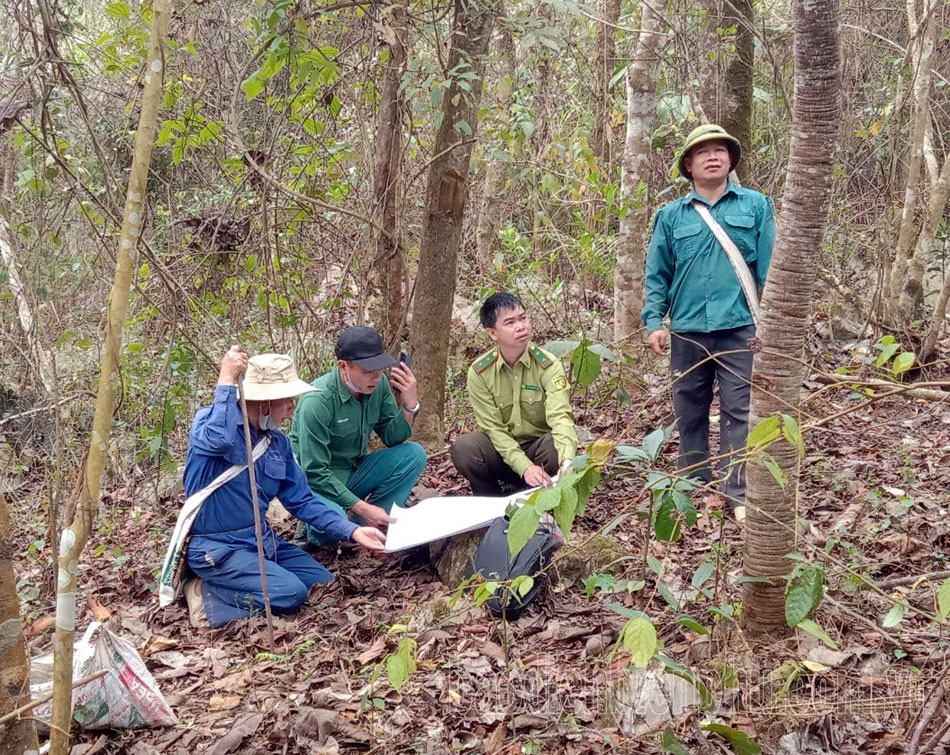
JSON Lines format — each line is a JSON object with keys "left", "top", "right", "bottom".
{"left": 389, "top": 363, "right": 419, "bottom": 411}
{"left": 352, "top": 526, "right": 387, "bottom": 551}
{"left": 523, "top": 464, "right": 553, "bottom": 488}
{"left": 218, "top": 345, "right": 248, "bottom": 385}
{"left": 351, "top": 499, "right": 396, "bottom": 528}
{"left": 647, "top": 329, "right": 669, "bottom": 355}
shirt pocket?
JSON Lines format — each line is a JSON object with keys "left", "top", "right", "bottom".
{"left": 671, "top": 222, "right": 704, "bottom": 262}
{"left": 520, "top": 388, "right": 545, "bottom": 425}
{"left": 722, "top": 213, "right": 757, "bottom": 259}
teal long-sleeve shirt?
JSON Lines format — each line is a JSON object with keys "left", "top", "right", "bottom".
{"left": 641, "top": 182, "right": 776, "bottom": 334}
{"left": 290, "top": 368, "right": 412, "bottom": 509}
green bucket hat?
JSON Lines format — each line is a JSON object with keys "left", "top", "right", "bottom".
{"left": 674, "top": 124, "right": 741, "bottom": 180}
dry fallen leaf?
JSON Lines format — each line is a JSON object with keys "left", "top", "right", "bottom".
{"left": 208, "top": 712, "right": 263, "bottom": 755}
{"left": 356, "top": 635, "right": 387, "bottom": 666}
{"left": 86, "top": 594, "right": 112, "bottom": 622}
{"left": 208, "top": 694, "right": 242, "bottom": 711}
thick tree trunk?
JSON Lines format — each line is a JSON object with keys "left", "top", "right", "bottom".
{"left": 48, "top": 2, "right": 170, "bottom": 752}
{"left": 885, "top": 0, "right": 934, "bottom": 305}
{"left": 612, "top": 2, "right": 663, "bottom": 344}
{"left": 475, "top": 25, "right": 515, "bottom": 269}
{"left": 409, "top": 0, "right": 498, "bottom": 447}
{"left": 591, "top": 0, "right": 621, "bottom": 168}
{"left": 368, "top": 3, "right": 408, "bottom": 346}
{"left": 697, "top": 0, "right": 754, "bottom": 179}
{"left": 742, "top": 0, "right": 840, "bottom": 636}
{"left": 0, "top": 491, "right": 38, "bottom": 755}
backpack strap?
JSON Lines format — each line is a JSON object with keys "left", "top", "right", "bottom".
{"left": 691, "top": 200, "right": 760, "bottom": 324}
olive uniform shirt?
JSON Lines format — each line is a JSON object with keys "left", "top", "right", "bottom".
{"left": 467, "top": 342, "right": 578, "bottom": 477}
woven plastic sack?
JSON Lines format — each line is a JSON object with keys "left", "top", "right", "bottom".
{"left": 31, "top": 622, "right": 177, "bottom": 730}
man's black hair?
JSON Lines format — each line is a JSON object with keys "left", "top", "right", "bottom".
{"left": 480, "top": 292, "right": 524, "bottom": 329}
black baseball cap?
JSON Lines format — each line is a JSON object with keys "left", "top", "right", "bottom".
{"left": 334, "top": 326, "right": 397, "bottom": 370}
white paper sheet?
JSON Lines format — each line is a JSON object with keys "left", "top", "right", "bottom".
{"left": 384, "top": 488, "right": 538, "bottom": 552}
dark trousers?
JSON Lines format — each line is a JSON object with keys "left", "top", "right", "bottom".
{"left": 670, "top": 326, "right": 754, "bottom": 505}
{"left": 451, "top": 431, "right": 559, "bottom": 496}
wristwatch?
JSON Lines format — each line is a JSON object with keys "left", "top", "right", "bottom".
{"left": 405, "top": 401, "right": 420, "bottom": 417}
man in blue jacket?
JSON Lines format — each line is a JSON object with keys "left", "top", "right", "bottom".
{"left": 642, "top": 124, "right": 776, "bottom": 521}
{"left": 183, "top": 347, "right": 386, "bottom": 627}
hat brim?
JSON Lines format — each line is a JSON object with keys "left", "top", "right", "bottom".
{"left": 350, "top": 352, "right": 397, "bottom": 370}
{"left": 677, "top": 135, "right": 741, "bottom": 179}
{"left": 241, "top": 379, "right": 316, "bottom": 402}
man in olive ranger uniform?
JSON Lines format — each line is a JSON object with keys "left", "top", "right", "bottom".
{"left": 451, "top": 292, "right": 579, "bottom": 496}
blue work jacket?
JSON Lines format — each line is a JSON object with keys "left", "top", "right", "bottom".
{"left": 184, "top": 385, "right": 357, "bottom": 567}
{"left": 642, "top": 182, "right": 776, "bottom": 334}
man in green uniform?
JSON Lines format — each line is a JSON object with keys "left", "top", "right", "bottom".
{"left": 451, "top": 292, "right": 579, "bottom": 496}
{"left": 291, "top": 326, "right": 426, "bottom": 546}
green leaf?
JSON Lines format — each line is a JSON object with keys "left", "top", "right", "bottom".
{"left": 882, "top": 601, "right": 907, "bottom": 628}
{"left": 641, "top": 428, "right": 667, "bottom": 461}
{"left": 541, "top": 339, "right": 579, "bottom": 358}
{"left": 535, "top": 486, "right": 561, "bottom": 512}
{"left": 572, "top": 344, "right": 601, "bottom": 386}
{"left": 606, "top": 602, "right": 647, "bottom": 620}
{"left": 675, "top": 613, "right": 709, "bottom": 635}
{"left": 656, "top": 653, "right": 715, "bottom": 710}
{"left": 893, "top": 351, "right": 915, "bottom": 376}
{"left": 473, "top": 581, "right": 499, "bottom": 605}
{"left": 781, "top": 414, "right": 805, "bottom": 457}
{"left": 747, "top": 415, "right": 780, "bottom": 451}
{"left": 661, "top": 726, "right": 690, "bottom": 755}
{"left": 701, "top": 722, "right": 762, "bottom": 755}
{"left": 554, "top": 485, "right": 578, "bottom": 538}
{"left": 786, "top": 583, "right": 815, "bottom": 628}
{"left": 586, "top": 343, "right": 617, "bottom": 361}
{"left": 507, "top": 503, "right": 540, "bottom": 557}
{"left": 654, "top": 493, "right": 682, "bottom": 542}
{"left": 875, "top": 339, "right": 900, "bottom": 367}
{"left": 512, "top": 574, "right": 534, "bottom": 598}
{"left": 615, "top": 445, "right": 650, "bottom": 463}
{"left": 105, "top": 1, "right": 130, "bottom": 18}
{"left": 620, "top": 617, "right": 657, "bottom": 668}
{"left": 583, "top": 572, "right": 616, "bottom": 597}
{"left": 385, "top": 638, "right": 417, "bottom": 693}
{"left": 938, "top": 579, "right": 950, "bottom": 621}
{"left": 691, "top": 561, "right": 714, "bottom": 589}
{"left": 242, "top": 75, "right": 265, "bottom": 101}
{"left": 657, "top": 581, "right": 680, "bottom": 610}
{"left": 796, "top": 618, "right": 839, "bottom": 650}
{"left": 763, "top": 456, "right": 787, "bottom": 488}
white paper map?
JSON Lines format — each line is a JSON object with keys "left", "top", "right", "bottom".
{"left": 384, "top": 487, "right": 539, "bottom": 552}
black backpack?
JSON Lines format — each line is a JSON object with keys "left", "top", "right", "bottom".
{"left": 468, "top": 515, "right": 563, "bottom": 620}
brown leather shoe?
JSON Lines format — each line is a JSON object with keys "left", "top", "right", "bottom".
{"left": 184, "top": 578, "right": 209, "bottom": 628}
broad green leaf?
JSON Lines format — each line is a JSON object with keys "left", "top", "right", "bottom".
{"left": 671, "top": 490, "right": 697, "bottom": 526}
{"left": 105, "top": 1, "right": 130, "bottom": 18}
{"left": 938, "top": 578, "right": 950, "bottom": 621}
{"left": 785, "top": 582, "right": 816, "bottom": 628}
{"left": 574, "top": 466, "right": 600, "bottom": 515}
{"left": 642, "top": 428, "right": 667, "bottom": 461}
{"left": 615, "top": 445, "right": 650, "bottom": 463}
{"left": 691, "top": 561, "right": 715, "bottom": 589}
{"left": 661, "top": 726, "right": 689, "bottom": 755}
{"left": 701, "top": 722, "right": 762, "bottom": 755}
{"left": 747, "top": 415, "right": 780, "bottom": 451}
{"left": 242, "top": 75, "right": 265, "bottom": 101}
{"left": 796, "top": 618, "right": 839, "bottom": 650}
{"left": 555, "top": 485, "right": 578, "bottom": 537}
{"left": 763, "top": 456, "right": 787, "bottom": 488}
{"left": 657, "top": 653, "right": 715, "bottom": 710}
{"left": 657, "top": 581, "right": 680, "bottom": 610}
{"left": 541, "top": 339, "right": 579, "bottom": 358}
{"left": 875, "top": 340, "right": 900, "bottom": 367}
{"left": 781, "top": 414, "right": 805, "bottom": 457}
{"left": 675, "top": 613, "right": 709, "bottom": 635}
{"left": 507, "top": 503, "right": 540, "bottom": 557}
{"left": 385, "top": 638, "right": 416, "bottom": 692}
{"left": 473, "top": 581, "right": 498, "bottom": 605}
{"left": 606, "top": 602, "right": 647, "bottom": 620}
{"left": 882, "top": 601, "right": 907, "bottom": 628}
{"left": 620, "top": 617, "right": 657, "bottom": 668}
{"left": 801, "top": 567, "right": 824, "bottom": 608}
{"left": 586, "top": 440, "right": 613, "bottom": 468}
{"left": 512, "top": 574, "right": 534, "bottom": 598}
{"left": 586, "top": 343, "right": 617, "bottom": 361}
{"left": 572, "top": 344, "right": 601, "bottom": 386}
{"left": 893, "top": 351, "right": 915, "bottom": 375}
{"left": 583, "top": 572, "right": 616, "bottom": 597}
{"left": 535, "top": 486, "right": 561, "bottom": 512}
{"left": 653, "top": 493, "right": 681, "bottom": 542}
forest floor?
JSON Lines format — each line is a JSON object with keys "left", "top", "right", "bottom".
{"left": 11, "top": 341, "right": 950, "bottom": 754}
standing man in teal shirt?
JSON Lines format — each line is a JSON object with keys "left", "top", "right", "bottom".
{"left": 642, "top": 124, "right": 775, "bottom": 521}
{"left": 291, "top": 326, "right": 426, "bottom": 545}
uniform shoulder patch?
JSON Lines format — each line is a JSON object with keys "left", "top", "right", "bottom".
{"left": 529, "top": 345, "right": 553, "bottom": 369}
{"left": 473, "top": 350, "right": 498, "bottom": 374}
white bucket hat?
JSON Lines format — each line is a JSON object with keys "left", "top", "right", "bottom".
{"left": 240, "top": 354, "right": 315, "bottom": 401}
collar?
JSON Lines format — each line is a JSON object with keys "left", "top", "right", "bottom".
{"left": 496, "top": 343, "right": 533, "bottom": 371}
{"left": 688, "top": 180, "right": 739, "bottom": 207}
{"left": 332, "top": 367, "right": 357, "bottom": 404}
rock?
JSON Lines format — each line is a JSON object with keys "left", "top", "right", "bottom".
{"left": 603, "top": 665, "right": 703, "bottom": 736}
{"left": 429, "top": 528, "right": 486, "bottom": 588}
{"left": 552, "top": 533, "right": 628, "bottom": 586}
{"left": 408, "top": 596, "right": 453, "bottom": 633}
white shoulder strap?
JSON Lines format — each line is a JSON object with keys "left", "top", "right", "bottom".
{"left": 691, "top": 200, "right": 760, "bottom": 324}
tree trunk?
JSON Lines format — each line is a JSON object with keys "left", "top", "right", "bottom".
{"left": 612, "top": 2, "right": 664, "bottom": 344}
{"left": 0, "top": 490, "right": 38, "bottom": 755}
{"left": 48, "top": 2, "right": 170, "bottom": 752}
{"left": 409, "top": 0, "right": 498, "bottom": 448}
{"left": 885, "top": 0, "right": 934, "bottom": 306}
{"left": 697, "top": 0, "right": 754, "bottom": 180}
{"left": 916, "top": 155, "right": 950, "bottom": 362}
{"left": 742, "top": 0, "right": 840, "bottom": 636}
{"left": 475, "top": 25, "right": 515, "bottom": 270}
{"left": 591, "top": 0, "right": 621, "bottom": 169}
{"left": 368, "top": 2, "right": 408, "bottom": 347}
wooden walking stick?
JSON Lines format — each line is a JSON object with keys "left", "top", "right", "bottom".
{"left": 237, "top": 374, "right": 276, "bottom": 652}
